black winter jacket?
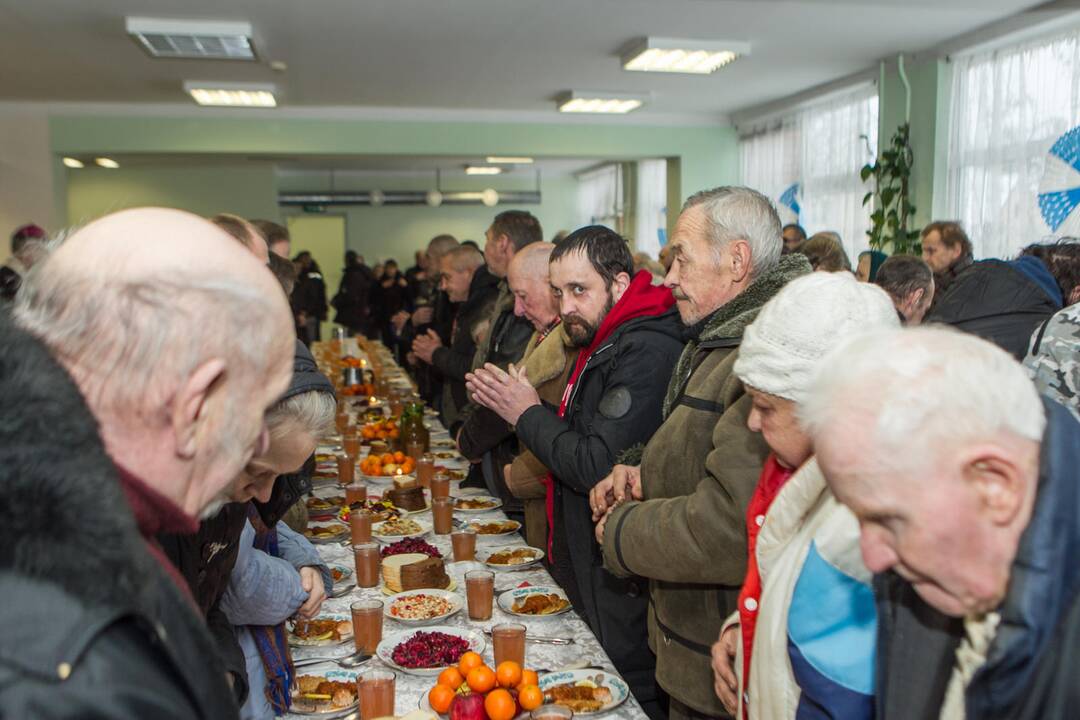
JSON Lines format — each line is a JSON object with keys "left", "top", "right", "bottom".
{"left": 333, "top": 263, "right": 375, "bottom": 331}
{"left": 0, "top": 314, "right": 238, "bottom": 720}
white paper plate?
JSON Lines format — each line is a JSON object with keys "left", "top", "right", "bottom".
{"left": 537, "top": 669, "right": 629, "bottom": 715}
{"left": 497, "top": 585, "right": 572, "bottom": 619}
{"left": 383, "top": 588, "right": 464, "bottom": 625}
{"left": 376, "top": 625, "right": 485, "bottom": 676}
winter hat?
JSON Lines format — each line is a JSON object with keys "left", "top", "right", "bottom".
{"left": 284, "top": 339, "right": 335, "bottom": 401}
{"left": 734, "top": 272, "right": 899, "bottom": 403}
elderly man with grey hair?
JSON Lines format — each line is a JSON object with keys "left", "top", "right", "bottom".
{"left": 802, "top": 327, "right": 1080, "bottom": 719}
{"left": 588, "top": 186, "right": 810, "bottom": 719}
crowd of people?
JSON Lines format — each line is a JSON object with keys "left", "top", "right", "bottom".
{"left": 1, "top": 186, "right": 1078, "bottom": 720}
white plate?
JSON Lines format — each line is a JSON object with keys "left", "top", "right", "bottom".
{"left": 466, "top": 520, "right": 522, "bottom": 543}
{"left": 537, "top": 669, "right": 629, "bottom": 715}
{"left": 452, "top": 495, "right": 503, "bottom": 514}
{"left": 291, "top": 668, "right": 360, "bottom": 716}
{"left": 328, "top": 564, "right": 353, "bottom": 583}
{"left": 497, "top": 585, "right": 572, "bottom": 619}
{"left": 304, "top": 522, "right": 350, "bottom": 545}
{"left": 361, "top": 471, "right": 415, "bottom": 486}
{"left": 477, "top": 546, "right": 545, "bottom": 571}
{"left": 381, "top": 576, "right": 457, "bottom": 596}
{"left": 376, "top": 625, "right": 485, "bottom": 676}
{"left": 384, "top": 588, "right": 464, "bottom": 625}
{"left": 288, "top": 615, "right": 353, "bottom": 647}
{"left": 372, "top": 518, "right": 431, "bottom": 543}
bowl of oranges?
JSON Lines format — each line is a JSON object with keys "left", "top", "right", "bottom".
{"left": 422, "top": 654, "right": 543, "bottom": 720}
{"left": 360, "top": 418, "right": 400, "bottom": 443}
{"left": 360, "top": 450, "right": 417, "bottom": 481}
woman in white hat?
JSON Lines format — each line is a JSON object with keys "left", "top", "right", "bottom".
{"left": 710, "top": 272, "right": 898, "bottom": 719}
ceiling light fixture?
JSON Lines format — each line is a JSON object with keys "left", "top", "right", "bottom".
{"left": 62, "top": 157, "right": 84, "bottom": 169}
{"left": 95, "top": 158, "right": 120, "bottom": 169}
{"left": 465, "top": 166, "right": 502, "bottom": 175}
{"left": 184, "top": 81, "right": 277, "bottom": 107}
{"left": 126, "top": 17, "right": 256, "bottom": 60}
{"left": 622, "top": 37, "right": 750, "bottom": 74}
{"left": 486, "top": 156, "right": 534, "bottom": 165}
{"left": 557, "top": 91, "right": 647, "bottom": 114}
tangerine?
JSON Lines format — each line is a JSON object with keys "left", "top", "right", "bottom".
{"left": 381, "top": 453, "right": 395, "bottom": 465}
{"left": 484, "top": 688, "right": 517, "bottom": 720}
{"left": 438, "top": 667, "right": 465, "bottom": 689}
{"left": 496, "top": 661, "right": 522, "bottom": 689}
{"left": 466, "top": 665, "right": 497, "bottom": 694}
{"left": 429, "top": 684, "right": 456, "bottom": 714}
{"left": 518, "top": 669, "right": 539, "bottom": 689}
{"left": 518, "top": 684, "right": 543, "bottom": 711}
{"left": 458, "top": 651, "right": 484, "bottom": 676}
{"left": 393, "top": 451, "right": 406, "bottom": 463}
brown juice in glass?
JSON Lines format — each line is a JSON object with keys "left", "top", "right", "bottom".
{"left": 451, "top": 529, "right": 477, "bottom": 561}
{"left": 350, "top": 510, "right": 373, "bottom": 545}
{"left": 465, "top": 570, "right": 494, "bottom": 621}
{"left": 432, "top": 497, "right": 454, "bottom": 535}
{"left": 335, "top": 412, "right": 349, "bottom": 434}
{"left": 343, "top": 434, "right": 361, "bottom": 458}
{"left": 357, "top": 670, "right": 395, "bottom": 720}
{"left": 337, "top": 455, "right": 356, "bottom": 486}
{"left": 430, "top": 472, "right": 450, "bottom": 499}
{"left": 345, "top": 482, "right": 368, "bottom": 506}
{"left": 353, "top": 542, "right": 381, "bottom": 588}
{"left": 416, "top": 454, "right": 435, "bottom": 489}
{"left": 492, "top": 623, "right": 526, "bottom": 667}
{"left": 350, "top": 600, "right": 384, "bottom": 655}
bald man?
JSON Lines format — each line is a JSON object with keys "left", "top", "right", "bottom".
{"left": 11, "top": 207, "right": 294, "bottom": 718}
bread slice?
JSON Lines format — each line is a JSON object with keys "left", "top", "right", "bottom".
{"left": 381, "top": 552, "right": 428, "bottom": 593}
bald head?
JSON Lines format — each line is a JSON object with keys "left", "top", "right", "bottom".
{"left": 16, "top": 207, "right": 294, "bottom": 519}
{"left": 508, "top": 242, "right": 558, "bottom": 331}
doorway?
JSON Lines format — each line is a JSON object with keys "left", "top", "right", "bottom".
{"left": 287, "top": 214, "right": 347, "bottom": 341}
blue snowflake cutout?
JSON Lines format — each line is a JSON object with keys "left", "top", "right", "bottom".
{"left": 779, "top": 183, "right": 801, "bottom": 217}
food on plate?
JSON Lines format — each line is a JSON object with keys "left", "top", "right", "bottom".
{"left": 511, "top": 593, "right": 570, "bottom": 616}
{"left": 306, "top": 495, "right": 345, "bottom": 512}
{"left": 304, "top": 524, "right": 348, "bottom": 540}
{"left": 454, "top": 497, "right": 498, "bottom": 511}
{"left": 486, "top": 548, "right": 540, "bottom": 566}
{"left": 391, "top": 630, "right": 471, "bottom": 669}
{"left": 543, "top": 682, "right": 614, "bottom": 713}
{"left": 380, "top": 538, "right": 442, "bottom": 559}
{"left": 290, "top": 618, "right": 353, "bottom": 643}
{"left": 468, "top": 520, "right": 520, "bottom": 535}
{"left": 360, "top": 448, "right": 417, "bottom": 476}
{"left": 330, "top": 566, "right": 350, "bottom": 582}
{"left": 293, "top": 675, "right": 357, "bottom": 712}
{"left": 382, "top": 554, "right": 451, "bottom": 593}
{"left": 389, "top": 593, "right": 454, "bottom": 621}
{"left": 434, "top": 452, "right": 457, "bottom": 459}
{"left": 339, "top": 499, "right": 402, "bottom": 523}
{"left": 385, "top": 484, "right": 427, "bottom": 511}
{"left": 374, "top": 517, "right": 423, "bottom": 537}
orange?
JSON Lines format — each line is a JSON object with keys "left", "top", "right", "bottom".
{"left": 428, "top": 684, "right": 456, "bottom": 714}
{"left": 388, "top": 428, "right": 400, "bottom": 439}
{"left": 393, "top": 451, "right": 406, "bottom": 463}
{"left": 381, "top": 453, "right": 395, "bottom": 465}
{"left": 495, "top": 661, "right": 522, "bottom": 689}
{"left": 437, "top": 667, "right": 465, "bottom": 690}
{"left": 484, "top": 688, "right": 516, "bottom": 720}
{"left": 518, "top": 684, "right": 543, "bottom": 711}
{"left": 466, "top": 665, "right": 497, "bottom": 694}
{"left": 458, "top": 651, "right": 484, "bottom": 676}
{"left": 518, "top": 669, "right": 539, "bottom": 689}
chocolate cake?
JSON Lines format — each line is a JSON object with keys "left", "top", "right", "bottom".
{"left": 387, "top": 485, "right": 426, "bottom": 511}
{"left": 399, "top": 556, "right": 451, "bottom": 591}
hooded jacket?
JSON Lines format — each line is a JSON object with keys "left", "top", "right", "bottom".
{"left": 0, "top": 314, "right": 239, "bottom": 719}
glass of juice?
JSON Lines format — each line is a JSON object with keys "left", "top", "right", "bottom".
{"left": 343, "top": 433, "right": 362, "bottom": 459}
{"left": 416, "top": 454, "right": 435, "bottom": 488}
{"left": 337, "top": 454, "right": 356, "bottom": 486}
{"left": 465, "top": 570, "right": 494, "bottom": 621}
{"left": 345, "top": 482, "right": 368, "bottom": 507}
{"left": 356, "top": 668, "right": 395, "bottom": 720}
{"left": 350, "top": 599, "right": 384, "bottom": 656}
{"left": 350, "top": 509, "right": 373, "bottom": 545}
{"left": 430, "top": 471, "right": 451, "bottom": 499}
{"left": 451, "top": 528, "right": 477, "bottom": 562}
{"left": 432, "top": 497, "right": 454, "bottom": 535}
{"left": 335, "top": 411, "right": 349, "bottom": 435}
{"left": 492, "top": 623, "right": 526, "bottom": 667}
{"left": 531, "top": 707, "right": 573, "bottom": 720}
{"left": 353, "top": 542, "right": 381, "bottom": 588}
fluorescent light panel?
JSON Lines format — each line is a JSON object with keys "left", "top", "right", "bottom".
{"left": 486, "top": 156, "right": 534, "bottom": 164}
{"left": 184, "top": 82, "right": 277, "bottom": 107}
{"left": 95, "top": 158, "right": 119, "bottom": 169}
{"left": 62, "top": 157, "right": 84, "bottom": 169}
{"left": 126, "top": 17, "right": 255, "bottom": 60}
{"left": 465, "top": 166, "right": 503, "bottom": 175}
{"left": 557, "top": 91, "right": 646, "bottom": 114}
{"left": 622, "top": 37, "right": 750, "bottom": 74}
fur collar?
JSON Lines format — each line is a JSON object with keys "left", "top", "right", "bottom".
{"left": 523, "top": 323, "right": 574, "bottom": 387}
{"left": 699, "top": 254, "right": 813, "bottom": 343}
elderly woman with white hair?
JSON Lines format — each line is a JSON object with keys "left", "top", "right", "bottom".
{"left": 710, "top": 272, "right": 899, "bottom": 719}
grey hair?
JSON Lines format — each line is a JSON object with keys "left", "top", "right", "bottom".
{"left": 267, "top": 389, "right": 336, "bottom": 440}
{"left": 14, "top": 256, "right": 280, "bottom": 419}
{"left": 442, "top": 244, "right": 485, "bottom": 273}
{"left": 682, "top": 186, "right": 783, "bottom": 277}
{"left": 426, "top": 234, "right": 460, "bottom": 262}
{"left": 799, "top": 326, "right": 1045, "bottom": 472}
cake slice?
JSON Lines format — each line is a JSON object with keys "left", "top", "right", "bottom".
{"left": 381, "top": 553, "right": 428, "bottom": 593}
{"left": 399, "top": 556, "right": 451, "bottom": 591}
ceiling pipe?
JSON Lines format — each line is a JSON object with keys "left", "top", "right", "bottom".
{"left": 278, "top": 190, "right": 541, "bottom": 206}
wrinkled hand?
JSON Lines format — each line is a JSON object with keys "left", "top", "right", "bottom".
{"left": 503, "top": 463, "right": 513, "bottom": 490}
{"left": 391, "top": 310, "right": 410, "bottom": 333}
{"left": 465, "top": 363, "right": 540, "bottom": 426}
{"left": 406, "top": 351, "right": 417, "bottom": 366}
{"left": 594, "top": 508, "right": 613, "bottom": 544}
{"left": 712, "top": 625, "right": 740, "bottom": 713}
{"left": 297, "top": 567, "right": 327, "bottom": 619}
{"left": 590, "top": 464, "right": 642, "bottom": 520}
{"left": 412, "top": 307, "right": 434, "bottom": 325}
{"left": 412, "top": 329, "right": 442, "bottom": 364}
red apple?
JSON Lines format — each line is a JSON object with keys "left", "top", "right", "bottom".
{"left": 450, "top": 692, "right": 486, "bottom": 720}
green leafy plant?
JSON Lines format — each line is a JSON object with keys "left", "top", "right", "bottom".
{"left": 862, "top": 123, "right": 921, "bottom": 254}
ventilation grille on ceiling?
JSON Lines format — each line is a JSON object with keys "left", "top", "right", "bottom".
{"left": 126, "top": 17, "right": 256, "bottom": 60}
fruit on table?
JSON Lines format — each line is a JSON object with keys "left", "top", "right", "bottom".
{"left": 495, "top": 661, "right": 522, "bottom": 689}
{"left": 518, "top": 669, "right": 538, "bottom": 690}
{"left": 466, "top": 665, "right": 496, "bottom": 694}
{"left": 360, "top": 449, "right": 416, "bottom": 476}
{"left": 484, "top": 689, "right": 516, "bottom": 720}
{"left": 438, "top": 667, "right": 465, "bottom": 690}
{"left": 457, "top": 651, "right": 484, "bottom": 676}
{"left": 449, "top": 693, "right": 486, "bottom": 720}
{"left": 517, "top": 684, "right": 543, "bottom": 712}
{"left": 429, "top": 684, "right": 456, "bottom": 714}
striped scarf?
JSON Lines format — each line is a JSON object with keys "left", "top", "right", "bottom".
{"left": 247, "top": 505, "right": 296, "bottom": 715}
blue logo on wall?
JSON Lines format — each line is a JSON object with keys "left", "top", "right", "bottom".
{"left": 1038, "top": 126, "right": 1080, "bottom": 233}
{"left": 779, "top": 183, "right": 801, "bottom": 218}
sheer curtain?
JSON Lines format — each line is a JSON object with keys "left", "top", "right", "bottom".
{"left": 739, "top": 83, "right": 878, "bottom": 260}
{"left": 635, "top": 159, "right": 667, "bottom": 256}
{"left": 577, "top": 164, "right": 621, "bottom": 230}
{"left": 946, "top": 27, "right": 1080, "bottom": 259}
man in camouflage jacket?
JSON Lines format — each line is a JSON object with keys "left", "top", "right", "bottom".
{"left": 1026, "top": 302, "right": 1080, "bottom": 419}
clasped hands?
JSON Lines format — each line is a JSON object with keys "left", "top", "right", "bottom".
{"left": 464, "top": 363, "right": 540, "bottom": 426}
{"left": 589, "top": 464, "right": 643, "bottom": 543}
{"left": 411, "top": 329, "right": 442, "bottom": 364}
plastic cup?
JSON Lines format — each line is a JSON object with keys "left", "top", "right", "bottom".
{"left": 350, "top": 509, "right": 373, "bottom": 545}
{"left": 432, "top": 497, "right": 454, "bottom": 535}
{"left": 353, "top": 542, "right": 381, "bottom": 588}
{"left": 416, "top": 454, "right": 435, "bottom": 488}
{"left": 451, "top": 528, "right": 477, "bottom": 562}
{"left": 337, "top": 454, "right": 356, "bottom": 486}
{"left": 465, "top": 570, "right": 494, "bottom": 621}
{"left": 350, "top": 599, "right": 384, "bottom": 655}
{"left": 492, "top": 623, "right": 526, "bottom": 667}
{"left": 430, "top": 472, "right": 451, "bottom": 499}
{"left": 357, "top": 668, "right": 395, "bottom": 720}
{"left": 345, "top": 482, "right": 368, "bottom": 506}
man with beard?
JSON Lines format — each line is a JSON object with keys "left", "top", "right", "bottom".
{"left": 467, "top": 226, "right": 684, "bottom": 718}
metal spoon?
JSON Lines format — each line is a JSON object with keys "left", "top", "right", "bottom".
{"left": 329, "top": 583, "right": 356, "bottom": 598}
{"left": 293, "top": 651, "right": 372, "bottom": 670}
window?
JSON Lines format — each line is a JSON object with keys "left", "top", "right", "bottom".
{"left": 635, "top": 159, "right": 667, "bottom": 256}
{"left": 946, "top": 27, "right": 1080, "bottom": 259}
{"left": 577, "top": 164, "right": 621, "bottom": 230}
{"left": 739, "top": 83, "right": 878, "bottom": 261}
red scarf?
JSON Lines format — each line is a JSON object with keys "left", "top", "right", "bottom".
{"left": 543, "top": 271, "right": 675, "bottom": 558}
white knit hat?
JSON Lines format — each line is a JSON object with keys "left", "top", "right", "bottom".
{"left": 734, "top": 272, "right": 900, "bottom": 403}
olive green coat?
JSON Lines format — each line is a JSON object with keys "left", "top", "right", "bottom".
{"left": 601, "top": 254, "right": 811, "bottom": 716}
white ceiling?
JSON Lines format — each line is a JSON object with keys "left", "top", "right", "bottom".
{"left": 0, "top": 0, "right": 1048, "bottom": 122}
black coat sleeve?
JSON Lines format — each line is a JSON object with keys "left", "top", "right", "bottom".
{"left": 430, "top": 345, "right": 474, "bottom": 382}
{"left": 457, "top": 404, "right": 515, "bottom": 461}
{"left": 207, "top": 602, "right": 249, "bottom": 704}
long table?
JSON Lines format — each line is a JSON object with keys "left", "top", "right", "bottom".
{"left": 285, "top": 342, "right": 647, "bottom": 719}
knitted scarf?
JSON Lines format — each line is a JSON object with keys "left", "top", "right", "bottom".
{"left": 246, "top": 505, "right": 295, "bottom": 715}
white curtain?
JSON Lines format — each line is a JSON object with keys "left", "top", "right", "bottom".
{"left": 739, "top": 83, "right": 878, "bottom": 261}
{"left": 946, "top": 27, "right": 1080, "bottom": 260}
{"left": 577, "top": 164, "right": 621, "bottom": 230}
{"left": 635, "top": 159, "right": 667, "bottom": 256}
